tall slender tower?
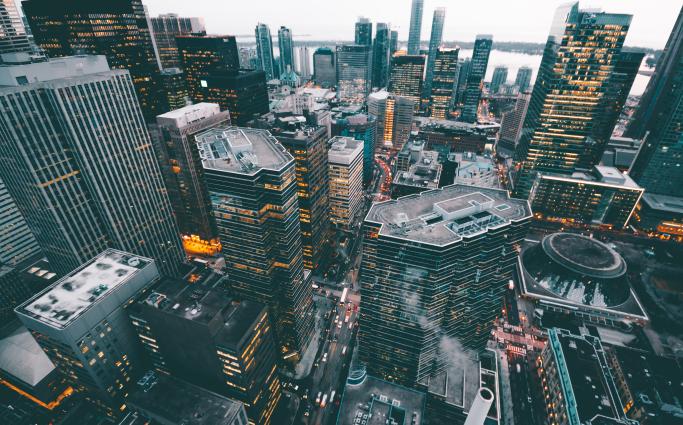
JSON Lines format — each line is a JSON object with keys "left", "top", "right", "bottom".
{"left": 423, "top": 8, "right": 446, "bottom": 98}
{"left": 407, "top": 0, "right": 424, "bottom": 55}
{"left": 512, "top": 3, "right": 632, "bottom": 198}
{"left": 336, "top": 44, "right": 372, "bottom": 103}
{"left": 429, "top": 48, "right": 459, "bottom": 119}
{"left": 278, "top": 26, "right": 294, "bottom": 73}
{"left": 23, "top": 0, "right": 163, "bottom": 120}
{"left": 198, "top": 127, "right": 315, "bottom": 363}
{"left": 460, "top": 34, "right": 493, "bottom": 123}
{"left": 372, "top": 23, "right": 391, "bottom": 88}
{"left": 0, "top": 56, "right": 184, "bottom": 276}
{"left": 490, "top": 66, "right": 508, "bottom": 94}
{"left": 389, "top": 55, "right": 425, "bottom": 109}
{"left": 255, "top": 23, "right": 276, "bottom": 80}
{"left": 627, "top": 6, "right": 683, "bottom": 197}
{"left": 355, "top": 17, "right": 372, "bottom": 46}
{"left": 0, "top": 0, "right": 31, "bottom": 61}
{"left": 514, "top": 66, "right": 533, "bottom": 92}
{"left": 150, "top": 14, "right": 205, "bottom": 69}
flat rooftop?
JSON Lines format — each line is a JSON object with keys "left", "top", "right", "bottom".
{"left": 0, "top": 323, "right": 54, "bottom": 387}
{"left": 328, "top": 136, "right": 363, "bottom": 165}
{"left": 366, "top": 185, "right": 530, "bottom": 246}
{"left": 641, "top": 193, "right": 683, "bottom": 215}
{"left": 394, "top": 144, "right": 441, "bottom": 189}
{"left": 337, "top": 376, "right": 426, "bottom": 425}
{"left": 453, "top": 152, "right": 500, "bottom": 189}
{"left": 18, "top": 250, "right": 152, "bottom": 329}
{"left": 0, "top": 55, "right": 111, "bottom": 87}
{"left": 542, "top": 166, "right": 641, "bottom": 190}
{"left": 197, "top": 126, "right": 292, "bottom": 174}
{"left": 128, "top": 371, "right": 244, "bottom": 425}
{"left": 156, "top": 102, "right": 222, "bottom": 127}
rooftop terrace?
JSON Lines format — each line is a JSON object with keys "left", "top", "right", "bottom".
{"left": 366, "top": 185, "right": 530, "bottom": 245}
{"left": 197, "top": 127, "right": 292, "bottom": 174}
{"left": 18, "top": 250, "right": 152, "bottom": 329}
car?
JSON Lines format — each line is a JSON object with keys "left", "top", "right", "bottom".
{"left": 322, "top": 352, "right": 328, "bottom": 362}
{"left": 315, "top": 392, "right": 322, "bottom": 405}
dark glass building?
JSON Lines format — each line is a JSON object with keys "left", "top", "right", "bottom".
{"left": 313, "top": 47, "right": 336, "bottom": 87}
{"left": 150, "top": 14, "right": 205, "bottom": 69}
{"left": 336, "top": 44, "right": 372, "bottom": 104}
{"left": 278, "top": 26, "right": 294, "bottom": 73}
{"left": 337, "top": 114, "right": 377, "bottom": 186}
{"left": 514, "top": 66, "right": 532, "bottom": 92}
{"left": 129, "top": 273, "right": 282, "bottom": 425}
{"left": 199, "top": 69, "right": 269, "bottom": 126}
{"left": 175, "top": 35, "right": 239, "bottom": 103}
{"left": 407, "top": 0, "right": 424, "bottom": 55}
{"left": 371, "top": 23, "right": 391, "bottom": 88}
{"left": 423, "top": 7, "right": 445, "bottom": 99}
{"left": 198, "top": 127, "right": 315, "bottom": 363}
{"left": 429, "top": 48, "right": 459, "bottom": 119}
{"left": 23, "top": 0, "right": 163, "bottom": 120}
{"left": 359, "top": 185, "right": 531, "bottom": 385}
{"left": 627, "top": 6, "right": 683, "bottom": 197}
{"left": 255, "top": 23, "right": 275, "bottom": 80}
{"left": 512, "top": 3, "right": 632, "bottom": 198}
{"left": 158, "top": 68, "right": 190, "bottom": 112}
{"left": 389, "top": 54, "right": 425, "bottom": 109}
{"left": 460, "top": 34, "right": 492, "bottom": 123}
{"left": 355, "top": 17, "right": 372, "bottom": 46}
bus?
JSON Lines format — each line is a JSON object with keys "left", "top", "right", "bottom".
{"left": 339, "top": 288, "right": 348, "bottom": 305}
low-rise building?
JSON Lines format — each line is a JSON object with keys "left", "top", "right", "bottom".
{"left": 414, "top": 118, "right": 491, "bottom": 154}
{"left": 452, "top": 152, "right": 500, "bottom": 189}
{"left": 391, "top": 140, "right": 442, "bottom": 198}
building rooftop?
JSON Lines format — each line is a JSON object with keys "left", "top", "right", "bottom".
{"left": 337, "top": 376, "right": 426, "bottom": 425}
{"left": 127, "top": 371, "right": 244, "bottom": 425}
{"left": 540, "top": 166, "right": 642, "bottom": 190}
{"left": 394, "top": 141, "right": 442, "bottom": 190}
{"left": 138, "top": 273, "right": 265, "bottom": 350}
{"left": 328, "top": 136, "right": 364, "bottom": 165}
{"left": 641, "top": 193, "right": 683, "bottom": 215}
{"left": 18, "top": 250, "right": 153, "bottom": 329}
{"left": 366, "top": 185, "right": 531, "bottom": 246}
{"left": 452, "top": 152, "right": 499, "bottom": 189}
{"left": 197, "top": 126, "right": 292, "bottom": 174}
{"left": 0, "top": 323, "right": 54, "bottom": 387}
{"left": 0, "top": 55, "right": 110, "bottom": 87}
{"left": 156, "top": 103, "right": 222, "bottom": 127}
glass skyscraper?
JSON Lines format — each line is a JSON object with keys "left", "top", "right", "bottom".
{"left": 150, "top": 14, "right": 205, "bottom": 70}
{"left": 355, "top": 17, "right": 372, "bottom": 46}
{"left": 336, "top": 44, "right": 372, "bottom": 104}
{"left": 490, "top": 66, "right": 508, "bottom": 94}
{"left": 423, "top": 7, "right": 446, "bottom": 99}
{"left": 0, "top": 0, "right": 31, "bottom": 60}
{"left": 512, "top": 3, "right": 632, "bottom": 198}
{"left": 278, "top": 26, "right": 294, "bottom": 73}
{"left": 429, "top": 48, "right": 459, "bottom": 119}
{"left": 389, "top": 54, "right": 425, "bottom": 109}
{"left": 407, "top": 0, "right": 424, "bottom": 55}
{"left": 460, "top": 34, "right": 492, "bottom": 123}
{"left": 514, "top": 66, "right": 533, "bottom": 92}
{"left": 372, "top": 23, "right": 391, "bottom": 88}
{"left": 255, "top": 23, "right": 276, "bottom": 80}
{"left": 313, "top": 47, "right": 336, "bottom": 87}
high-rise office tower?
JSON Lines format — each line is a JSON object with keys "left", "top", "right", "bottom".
{"left": 313, "top": 47, "right": 336, "bottom": 87}
{"left": 355, "top": 17, "right": 372, "bottom": 46}
{"left": 372, "top": 23, "right": 391, "bottom": 88}
{"left": 627, "top": 6, "right": 683, "bottom": 197}
{"left": 328, "top": 137, "right": 364, "bottom": 229}
{"left": 336, "top": 44, "right": 372, "bottom": 103}
{"left": 16, "top": 250, "right": 161, "bottom": 412}
{"left": 197, "top": 69, "right": 269, "bottom": 126}
{"left": 460, "top": 35, "right": 493, "bottom": 122}
{"left": 154, "top": 103, "right": 231, "bottom": 252}
{"left": 275, "top": 126, "right": 330, "bottom": 271}
{"left": 337, "top": 114, "right": 377, "bottom": 186}
{"left": 158, "top": 68, "right": 190, "bottom": 112}
{"left": 129, "top": 273, "right": 281, "bottom": 425}
{"left": 499, "top": 92, "right": 531, "bottom": 147}
{"left": 455, "top": 57, "right": 471, "bottom": 105}
{"left": 176, "top": 35, "right": 240, "bottom": 102}
{"left": 367, "top": 90, "right": 415, "bottom": 151}
{"left": 0, "top": 177, "right": 41, "bottom": 267}
{"left": 429, "top": 48, "right": 459, "bottom": 119}
{"left": 390, "top": 30, "right": 399, "bottom": 56}
{"left": 297, "top": 46, "right": 311, "bottom": 78}
{"left": 0, "top": 0, "right": 31, "bottom": 62}
{"left": 198, "top": 127, "right": 315, "bottom": 361}
{"left": 150, "top": 14, "right": 205, "bottom": 70}
{"left": 389, "top": 54, "right": 425, "bottom": 108}
{"left": 407, "top": 0, "right": 424, "bottom": 55}
{"left": 358, "top": 185, "right": 531, "bottom": 385}
{"left": 255, "top": 23, "right": 276, "bottom": 80}
{"left": 278, "top": 26, "right": 294, "bottom": 74}
{"left": 513, "top": 3, "right": 632, "bottom": 198}
{"left": 490, "top": 66, "right": 508, "bottom": 94}
{"left": 423, "top": 7, "right": 446, "bottom": 98}
{"left": 0, "top": 56, "right": 184, "bottom": 277}
{"left": 514, "top": 66, "right": 532, "bottom": 92}
{"left": 23, "top": 0, "right": 163, "bottom": 120}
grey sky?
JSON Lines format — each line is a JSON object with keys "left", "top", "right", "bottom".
{"left": 142, "top": 0, "right": 680, "bottom": 49}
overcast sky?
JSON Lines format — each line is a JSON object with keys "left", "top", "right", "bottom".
{"left": 141, "top": 0, "right": 680, "bottom": 49}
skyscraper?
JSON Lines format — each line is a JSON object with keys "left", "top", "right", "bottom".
{"left": 328, "top": 137, "right": 364, "bottom": 229}
{"left": 175, "top": 35, "right": 240, "bottom": 102}
{"left": 16, "top": 249, "right": 161, "bottom": 412}
{"left": 455, "top": 58, "right": 471, "bottom": 105}
{"left": 23, "top": 0, "right": 163, "bottom": 120}
{"left": 423, "top": 7, "right": 446, "bottom": 98}
{"left": 0, "top": 56, "right": 184, "bottom": 276}
{"left": 0, "top": 0, "right": 31, "bottom": 62}
{"left": 154, "top": 103, "right": 231, "bottom": 253}
{"left": 129, "top": 273, "right": 281, "bottom": 425}
{"left": 355, "top": 17, "right": 372, "bottom": 46}
{"left": 158, "top": 68, "right": 190, "bottom": 112}
{"left": 0, "top": 177, "right": 41, "bottom": 267}
{"left": 627, "top": 6, "right": 683, "bottom": 197}
{"left": 313, "top": 47, "right": 336, "bottom": 87}
{"left": 389, "top": 54, "right": 425, "bottom": 108}
{"left": 336, "top": 44, "right": 372, "bottom": 103}
{"left": 338, "top": 114, "right": 377, "bottom": 186}
{"left": 150, "top": 14, "right": 205, "bottom": 70}
{"left": 255, "top": 23, "right": 276, "bottom": 80}
{"left": 390, "top": 30, "right": 399, "bottom": 56}
{"left": 367, "top": 90, "right": 414, "bottom": 151}
{"left": 490, "top": 66, "right": 508, "bottom": 94}
{"left": 460, "top": 34, "right": 493, "bottom": 122}
{"left": 372, "top": 23, "right": 391, "bottom": 88}
{"left": 297, "top": 46, "right": 311, "bottom": 78}
{"left": 275, "top": 126, "right": 331, "bottom": 271}
{"left": 358, "top": 185, "right": 531, "bottom": 385}
{"left": 429, "top": 48, "right": 459, "bottom": 119}
{"left": 498, "top": 92, "right": 531, "bottom": 149}
{"left": 407, "top": 0, "right": 424, "bottom": 55}
{"left": 278, "top": 26, "right": 294, "bottom": 74}
{"left": 514, "top": 66, "right": 533, "bottom": 92}
{"left": 512, "top": 3, "right": 632, "bottom": 198}
{"left": 198, "top": 127, "right": 315, "bottom": 362}
{"left": 197, "top": 69, "right": 269, "bottom": 125}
